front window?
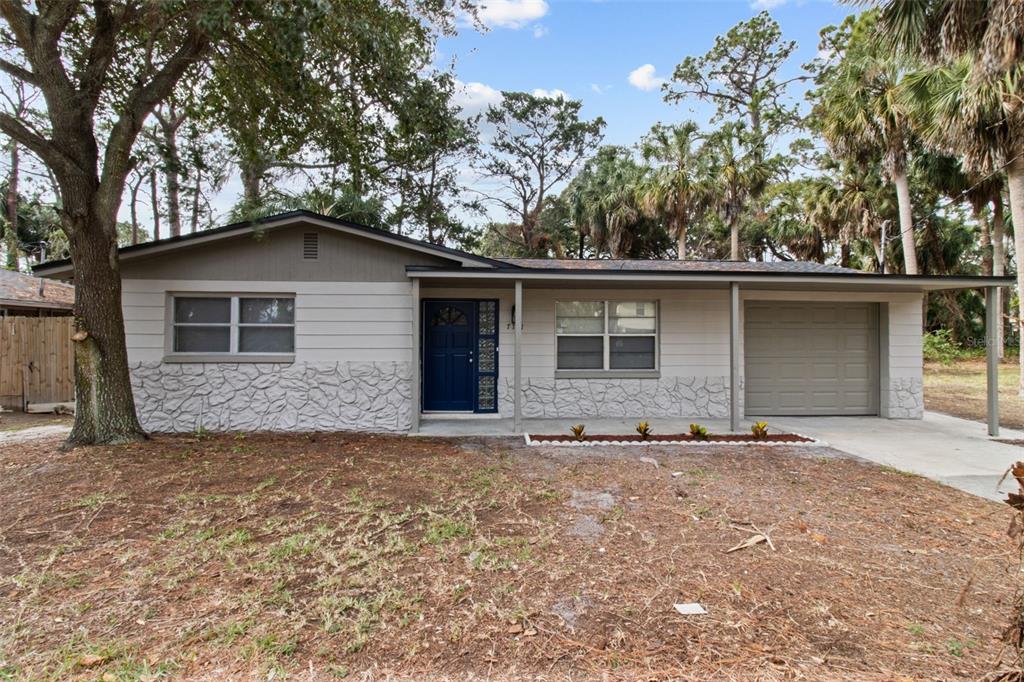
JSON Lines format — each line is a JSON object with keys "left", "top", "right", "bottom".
{"left": 555, "top": 300, "right": 657, "bottom": 371}
{"left": 172, "top": 295, "right": 295, "bottom": 355}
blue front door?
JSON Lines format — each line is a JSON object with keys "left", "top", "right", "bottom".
{"left": 423, "top": 300, "right": 476, "bottom": 411}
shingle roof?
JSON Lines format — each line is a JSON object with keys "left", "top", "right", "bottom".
{"left": 498, "top": 258, "right": 867, "bottom": 275}
{"left": 0, "top": 269, "right": 74, "bottom": 309}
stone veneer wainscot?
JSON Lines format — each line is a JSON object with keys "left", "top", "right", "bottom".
{"left": 129, "top": 361, "right": 412, "bottom": 433}
{"left": 498, "top": 376, "right": 736, "bottom": 419}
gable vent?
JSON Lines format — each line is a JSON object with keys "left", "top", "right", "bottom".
{"left": 302, "top": 232, "right": 319, "bottom": 260}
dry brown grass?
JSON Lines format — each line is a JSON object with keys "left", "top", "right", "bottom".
{"left": 0, "top": 432, "right": 1016, "bottom": 680}
{"left": 926, "top": 358, "right": 1024, "bottom": 429}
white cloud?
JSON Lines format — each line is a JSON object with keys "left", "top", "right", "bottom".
{"left": 751, "top": 0, "right": 788, "bottom": 9}
{"left": 476, "top": 0, "right": 549, "bottom": 29}
{"left": 532, "top": 88, "right": 568, "bottom": 99}
{"left": 627, "top": 64, "right": 665, "bottom": 92}
{"left": 590, "top": 84, "right": 604, "bottom": 95}
{"left": 453, "top": 80, "right": 503, "bottom": 115}
{"left": 532, "top": 24, "right": 548, "bottom": 38}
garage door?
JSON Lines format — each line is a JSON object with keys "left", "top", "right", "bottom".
{"left": 744, "top": 302, "right": 879, "bottom": 416}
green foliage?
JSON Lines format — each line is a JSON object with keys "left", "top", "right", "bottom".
{"left": 922, "top": 329, "right": 963, "bottom": 365}
{"left": 479, "top": 91, "right": 605, "bottom": 256}
{"left": 635, "top": 421, "right": 653, "bottom": 440}
{"left": 565, "top": 146, "right": 671, "bottom": 258}
{"left": 689, "top": 423, "right": 709, "bottom": 441}
{"left": 569, "top": 424, "right": 586, "bottom": 442}
{"left": 424, "top": 517, "right": 471, "bottom": 544}
{"left": 751, "top": 422, "right": 769, "bottom": 440}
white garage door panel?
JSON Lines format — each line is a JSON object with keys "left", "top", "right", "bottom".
{"left": 745, "top": 301, "right": 879, "bottom": 416}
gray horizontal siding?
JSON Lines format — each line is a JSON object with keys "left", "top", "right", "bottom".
{"left": 118, "top": 224, "right": 453, "bottom": 282}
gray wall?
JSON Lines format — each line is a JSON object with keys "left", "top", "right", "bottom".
{"left": 119, "top": 223, "right": 453, "bottom": 282}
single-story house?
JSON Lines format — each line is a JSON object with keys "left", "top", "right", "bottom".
{"left": 0, "top": 268, "right": 73, "bottom": 316}
{"left": 34, "top": 210, "right": 1012, "bottom": 435}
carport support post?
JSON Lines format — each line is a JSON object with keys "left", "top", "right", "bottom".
{"left": 410, "top": 278, "right": 420, "bottom": 434}
{"left": 986, "top": 285, "right": 999, "bottom": 437}
{"left": 514, "top": 280, "right": 523, "bottom": 434}
{"left": 729, "top": 282, "right": 740, "bottom": 433}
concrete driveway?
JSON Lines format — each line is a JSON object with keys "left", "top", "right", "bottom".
{"left": 772, "top": 412, "right": 1023, "bottom": 502}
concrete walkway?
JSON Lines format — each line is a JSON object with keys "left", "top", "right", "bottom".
{"left": 772, "top": 412, "right": 1022, "bottom": 502}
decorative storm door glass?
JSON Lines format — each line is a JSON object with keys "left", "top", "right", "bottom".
{"left": 476, "top": 300, "right": 499, "bottom": 412}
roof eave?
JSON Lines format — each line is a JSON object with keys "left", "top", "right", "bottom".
{"left": 404, "top": 266, "right": 1014, "bottom": 291}
{"left": 34, "top": 210, "right": 518, "bottom": 277}
{"left": 0, "top": 297, "right": 74, "bottom": 309}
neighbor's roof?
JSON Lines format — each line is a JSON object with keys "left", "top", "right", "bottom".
{"left": 0, "top": 268, "right": 74, "bottom": 309}
{"left": 499, "top": 258, "right": 866, "bottom": 275}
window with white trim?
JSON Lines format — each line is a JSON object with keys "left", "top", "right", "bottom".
{"left": 555, "top": 300, "right": 657, "bottom": 370}
{"left": 172, "top": 296, "right": 295, "bottom": 354}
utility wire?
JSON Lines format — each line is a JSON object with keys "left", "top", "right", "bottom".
{"left": 881, "top": 150, "right": 1023, "bottom": 244}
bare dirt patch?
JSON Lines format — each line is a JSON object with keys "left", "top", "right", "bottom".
{"left": 0, "top": 432, "right": 1016, "bottom": 680}
{"left": 0, "top": 410, "right": 72, "bottom": 433}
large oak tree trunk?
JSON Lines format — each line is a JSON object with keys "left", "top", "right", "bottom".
{"left": 1007, "top": 158, "right": 1024, "bottom": 396}
{"left": 892, "top": 169, "right": 918, "bottom": 275}
{"left": 65, "top": 204, "right": 145, "bottom": 445}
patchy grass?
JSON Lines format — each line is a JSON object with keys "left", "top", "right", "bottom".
{"left": 926, "top": 358, "right": 1024, "bottom": 428}
{"left": 0, "top": 431, "right": 1016, "bottom": 680}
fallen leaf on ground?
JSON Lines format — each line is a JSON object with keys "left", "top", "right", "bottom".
{"left": 77, "top": 654, "right": 106, "bottom": 668}
{"left": 726, "top": 534, "right": 767, "bottom": 553}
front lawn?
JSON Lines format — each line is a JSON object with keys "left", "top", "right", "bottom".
{"left": 0, "top": 432, "right": 1015, "bottom": 679}
{"left": 925, "top": 358, "right": 1024, "bottom": 429}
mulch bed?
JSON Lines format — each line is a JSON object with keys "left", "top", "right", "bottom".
{"left": 0, "top": 431, "right": 1017, "bottom": 680}
{"left": 531, "top": 432, "right": 814, "bottom": 444}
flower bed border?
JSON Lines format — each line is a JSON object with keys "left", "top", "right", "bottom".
{"left": 524, "top": 433, "right": 827, "bottom": 447}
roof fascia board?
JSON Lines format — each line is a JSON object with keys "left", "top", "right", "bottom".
{"left": 0, "top": 298, "right": 73, "bottom": 309}
{"left": 405, "top": 267, "right": 1013, "bottom": 290}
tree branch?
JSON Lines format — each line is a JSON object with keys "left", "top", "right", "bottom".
{"left": 79, "top": 0, "right": 123, "bottom": 108}
{"left": 0, "top": 58, "right": 39, "bottom": 86}
{"left": 0, "top": 112, "right": 72, "bottom": 177}
{"left": 98, "top": 27, "right": 212, "bottom": 221}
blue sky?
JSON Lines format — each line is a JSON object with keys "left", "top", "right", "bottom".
{"left": 117, "top": 0, "right": 861, "bottom": 232}
{"left": 443, "top": 0, "right": 856, "bottom": 149}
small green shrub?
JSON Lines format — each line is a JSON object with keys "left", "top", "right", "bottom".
{"left": 750, "top": 421, "right": 769, "bottom": 440}
{"left": 569, "top": 424, "right": 586, "bottom": 442}
{"left": 923, "top": 329, "right": 962, "bottom": 365}
{"left": 689, "top": 423, "right": 709, "bottom": 441}
{"left": 635, "top": 421, "right": 653, "bottom": 440}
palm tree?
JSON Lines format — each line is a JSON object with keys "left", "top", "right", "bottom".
{"left": 637, "top": 122, "right": 707, "bottom": 259}
{"left": 698, "top": 123, "right": 773, "bottom": 261}
{"left": 567, "top": 147, "right": 660, "bottom": 258}
{"left": 900, "top": 57, "right": 1021, "bottom": 379}
{"left": 877, "top": 0, "right": 1024, "bottom": 79}
{"left": 877, "top": 0, "right": 1024, "bottom": 391}
{"left": 813, "top": 13, "right": 920, "bottom": 274}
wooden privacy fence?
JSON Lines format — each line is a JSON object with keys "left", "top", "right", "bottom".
{"left": 0, "top": 316, "right": 74, "bottom": 410}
